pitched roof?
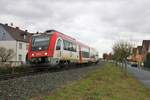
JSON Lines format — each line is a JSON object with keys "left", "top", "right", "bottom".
{"left": 0, "top": 23, "right": 31, "bottom": 42}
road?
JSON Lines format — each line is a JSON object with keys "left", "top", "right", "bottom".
{"left": 127, "top": 65, "right": 150, "bottom": 87}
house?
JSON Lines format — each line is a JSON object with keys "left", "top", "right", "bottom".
{"left": 0, "top": 23, "right": 31, "bottom": 65}
{"left": 135, "top": 46, "right": 144, "bottom": 62}
{"left": 137, "top": 46, "right": 142, "bottom": 55}
{"left": 142, "top": 40, "right": 150, "bottom": 61}
{"left": 131, "top": 46, "right": 144, "bottom": 62}
{"left": 131, "top": 47, "right": 137, "bottom": 61}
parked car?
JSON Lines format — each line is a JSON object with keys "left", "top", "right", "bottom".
{"left": 130, "top": 61, "right": 138, "bottom": 67}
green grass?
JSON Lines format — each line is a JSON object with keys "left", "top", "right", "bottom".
{"left": 44, "top": 63, "right": 150, "bottom": 100}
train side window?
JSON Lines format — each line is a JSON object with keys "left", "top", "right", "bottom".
{"left": 69, "top": 42, "right": 73, "bottom": 51}
{"left": 63, "top": 40, "right": 70, "bottom": 51}
{"left": 81, "top": 47, "right": 90, "bottom": 58}
{"left": 73, "top": 44, "right": 77, "bottom": 52}
{"left": 63, "top": 40, "right": 76, "bottom": 52}
{"left": 63, "top": 40, "right": 66, "bottom": 50}
{"left": 63, "top": 40, "right": 68, "bottom": 50}
{"left": 63, "top": 40, "right": 67, "bottom": 50}
{"left": 56, "top": 39, "right": 62, "bottom": 50}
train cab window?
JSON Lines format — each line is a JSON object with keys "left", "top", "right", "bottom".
{"left": 56, "top": 39, "right": 62, "bottom": 50}
{"left": 32, "top": 35, "right": 51, "bottom": 51}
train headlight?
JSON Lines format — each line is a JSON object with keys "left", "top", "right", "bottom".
{"left": 44, "top": 52, "right": 48, "bottom": 55}
{"left": 32, "top": 53, "right": 35, "bottom": 56}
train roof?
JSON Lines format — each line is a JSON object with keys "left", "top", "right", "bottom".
{"left": 46, "top": 30, "right": 76, "bottom": 41}
{"left": 42, "top": 30, "right": 97, "bottom": 51}
{"left": 77, "top": 40, "right": 97, "bottom": 50}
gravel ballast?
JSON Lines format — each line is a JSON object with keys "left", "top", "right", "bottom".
{"left": 0, "top": 63, "right": 103, "bottom": 100}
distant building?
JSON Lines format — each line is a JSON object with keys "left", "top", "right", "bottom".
{"left": 136, "top": 46, "right": 144, "bottom": 62}
{"left": 142, "top": 40, "right": 150, "bottom": 61}
{"left": 131, "top": 48, "right": 137, "bottom": 61}
{"left": 132, "top": 48, "right": 137, "bottom": 56}
{"left": 137, "top": 46, "right": 142, "bottom": 55}
{"left": 131, "top": 46, "right": 144, "bottom": 62}
{"left": 0, "top": 23, "right": 31, "bottom": 64}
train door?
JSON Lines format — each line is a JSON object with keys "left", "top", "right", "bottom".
{"left": 62, "top": 40, "right": 70, "bottom": 60}
{"left": 55, "top": 38, "right": 63, "bottom": 58}
{"left": 79, "top": 45, "right": 82, "bottom": 63}
{"left": 70, "top": 42, "right": 78, "bottom": 63}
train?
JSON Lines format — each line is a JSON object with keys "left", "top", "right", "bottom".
{"left": 27, "top": 30, "right": 99, "bottom": 67}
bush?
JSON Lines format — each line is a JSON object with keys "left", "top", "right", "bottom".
{"left": 0, "top": 67, "right": 12, "bottom": 74}
{"left": 0, "top": 65, "right": 32, "bottom": 75}
{"left": 144, "top": 53, "right": 150, "bottom": 68}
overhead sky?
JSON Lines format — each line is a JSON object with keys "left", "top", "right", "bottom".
{"left": 0, "top": 0, "right": 150, "bottom": 57}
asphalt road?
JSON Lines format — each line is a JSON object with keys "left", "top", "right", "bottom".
{"left": 127, "top": 65, "right": 150, "bottom": 87}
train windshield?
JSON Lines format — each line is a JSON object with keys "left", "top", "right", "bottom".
{"left": 32, "top": 35, "right": 51, "bottom": 51}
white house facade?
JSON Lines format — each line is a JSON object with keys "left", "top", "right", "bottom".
{"left": 0, "top": 23, "right": 30, "bottom": 64}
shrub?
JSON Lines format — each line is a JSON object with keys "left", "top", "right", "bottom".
{"left": 0, "top": 65, "right": 32, "bottom": 75}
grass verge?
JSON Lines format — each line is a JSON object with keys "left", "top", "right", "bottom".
{"left": 44, "top": 63, "right": 150, "bottom": 100}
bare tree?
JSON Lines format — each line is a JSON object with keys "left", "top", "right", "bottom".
{"left": 0, "top": 47, "right": 15, "bottom": 62}
{"left": 112, "top": 41, "right": 133, "bottom": 73}
{"left": 103, "top": 53, "right": 108, "bottom": 61}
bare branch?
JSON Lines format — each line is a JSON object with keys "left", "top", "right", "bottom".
{"left": 0, "top": 47, "right": 14, "bottom": 62}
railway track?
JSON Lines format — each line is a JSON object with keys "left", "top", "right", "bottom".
{"left": 0, "top": 62, "right": 101, "bottom": 81}
{"left": 0, "top": 71, "right": 36, "bottom": 81}
{"left": 0, "top": 62, "right": 103, "bottom": 99}
{"left": 0, "top": 66, "right": 51, "bottom": 81}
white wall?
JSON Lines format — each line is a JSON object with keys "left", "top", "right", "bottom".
{"left": 0, "top": 41, "right": 28, "bottom": 63}
{"left": 0, "top": 41, "right": 17, "bottom": 61}
{"left": 16, "top": 41, "right": 28, "bottom": 63}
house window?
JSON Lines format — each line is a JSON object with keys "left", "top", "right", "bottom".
{"left": 19, "top": 43, "right": 22, "bottom": 49}
{"left": 18, "top": 54, "right": 22, "bottom": 61}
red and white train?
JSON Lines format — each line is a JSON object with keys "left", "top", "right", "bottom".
{"left": 28, "top": 30, "right": 99, "bottom": 67}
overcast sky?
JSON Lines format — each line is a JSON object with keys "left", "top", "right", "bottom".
{"left": 0, "top": 0, "right": 150, "bottom": 57}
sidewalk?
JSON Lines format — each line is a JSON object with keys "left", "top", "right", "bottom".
{"left": 127, "top": 65, "right": 150, "bottom": 87}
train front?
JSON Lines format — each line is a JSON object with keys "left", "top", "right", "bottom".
{"left": 28, "top": 31, "right": 59, "bottom": 67}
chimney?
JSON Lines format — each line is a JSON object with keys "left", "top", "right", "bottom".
{"left": 24, "top": 30, "right": 28, "bottom": 35}
{"left": 5, "top": 23, "right": 8, "bottom": 26}
{"left": 25, "top": 30, "right": 28, "bottom": 33}
{"left": 16, "top": 27, "right": 19, "bottom": 29}
{"left": 10, "top": 23, "right": 13, "bottom": 26}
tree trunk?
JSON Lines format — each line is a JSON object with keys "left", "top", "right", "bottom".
{"left": 124, "top": 60, "right": 127, "bottom": 76}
